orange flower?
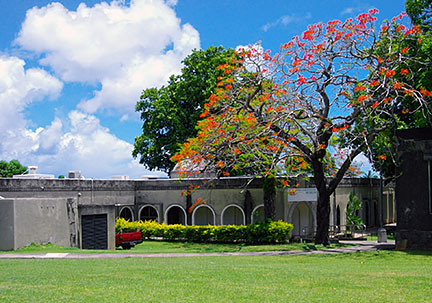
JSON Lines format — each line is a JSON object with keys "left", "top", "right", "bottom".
{"left": 354, "top": 85, "right": 366, "bottom": 92}
{"left": 393, "top": 82, "right": 404, "bottom": 89}
{"left": 357, "top": 95, "right": 368, "bottom": 102}
{"left": 400, "top": 69, "right": 409, "bottom": 76}
{"left": 385, "top": 70, "right": 396, "bottom": 78}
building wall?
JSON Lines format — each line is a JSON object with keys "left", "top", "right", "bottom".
{"left": 0, "top": 198, "right": 70, "bottom": 250}
{"left": 0, "top": 175, "right": 393, "bottom": 250}
{"left": 396, "top": 128, "right": 432, "bottom": 250}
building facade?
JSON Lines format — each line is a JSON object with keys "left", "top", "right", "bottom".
{"left": 0, "top": 174, "right": 394, "bottom": 250}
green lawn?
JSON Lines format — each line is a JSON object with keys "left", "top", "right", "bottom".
{"left": 0, "top": 240, "right": 353, "bottom": 254}
{"left": 0, "top": 250, "right": 431, "bottom": 302}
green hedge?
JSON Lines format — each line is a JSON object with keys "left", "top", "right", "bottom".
{"left": 115, "top": 218, "right": 293, "bottom": 244}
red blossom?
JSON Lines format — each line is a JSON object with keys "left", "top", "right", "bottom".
{"left": 400, "top": 69, "right": 409, "bottom": 76}
{"left": 393, "top": 82, "right": 404, "bottom": 89}
{"left": 354, "top": 85, "right": 366, "bottom": 92}
{"left": 385, "top": 70, "right": 396, "bottom": 78}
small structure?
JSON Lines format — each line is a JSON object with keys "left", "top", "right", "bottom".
{"left": 395, "top": 128, "right": 432, "bottom": 250}
{"left": 13, "top": 166, "right": 54, "bottom": 179}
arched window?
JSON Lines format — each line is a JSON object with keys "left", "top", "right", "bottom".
{"left": 139, "top": 205, "right": 159, "bottom": 222}
{"left": 291, "top": 202, "right": 313, "bottom": 237}
{"left": 165, "top": 205, "right": 187, "bottom": 225}
{"left": 221, "top": 204, "right": 245, "bottom": 225}
{"left": 251, "top": 204, "right": 265, "bottom": 223}
{"left": 192, "top": 205, "right": 215, "bottom": 225}
{"left": 119, "top": 207, "right": 134, "bottom": 221}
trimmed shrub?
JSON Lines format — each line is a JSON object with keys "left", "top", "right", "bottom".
{"left": 115, "top": 217, "right": 293, "bottom": 244}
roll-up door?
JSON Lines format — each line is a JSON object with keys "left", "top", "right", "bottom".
{"left": 81, "top": 214, "right": 108, "bottom": 249}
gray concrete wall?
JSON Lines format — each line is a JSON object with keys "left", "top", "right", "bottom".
{"left": 396, "top": 128, "right": 432, "bottom": 250}
{"left": 0, "top": 198, "right": 70, "bottom": 250}
{"left": 0, "top": 175, "right": 391, "bottom": 248}
{"left": 79, "top": 205, "right": 116, "bottom": 250}
{"left": 0, "top": 199, "right": 15, "bottom": 250}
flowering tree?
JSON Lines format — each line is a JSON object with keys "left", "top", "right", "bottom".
{"left": 173, "top": 10, "right": 431, "bottom": 245}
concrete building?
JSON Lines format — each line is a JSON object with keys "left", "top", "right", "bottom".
{"left": 395, "top": 128, "right": 432, "bottom": 250}
{"left": 0, "top": 172, "right": 394, "bottom": 250}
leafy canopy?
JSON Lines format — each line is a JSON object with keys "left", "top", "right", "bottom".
{"left": 367, "top": 1, "right": 432, "bottom": 180}
{"left": 0, "top": 160, "right": 28, "bottom": 178}
{"left": 133, "top": 46, "right": 238, "bottom": 174}
{"left": 173, "top": 10, "right": 431, "bottom": 245}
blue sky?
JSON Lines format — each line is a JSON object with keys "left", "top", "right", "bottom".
{"left": 0, "top": 0, "right": 406, "bottom": 178}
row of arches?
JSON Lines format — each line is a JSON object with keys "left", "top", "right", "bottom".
{"left": 334, "top": 200, "right": 380, "bottom": 229}
{"left": 118, "top": 204, "right": 267, "bottom": 226}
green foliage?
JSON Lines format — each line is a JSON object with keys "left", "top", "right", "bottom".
{"left": 115, "top": 218, "right": 293, "bottom": 244}
{"left": 132, "top": 46, "right": 238, "bottom": 174}
{"left": 0, "top": 160, "right": 27, "bottom": 178}
{"left": 406, "top": 0, "right": 432, "bottom": 30}
{"left": 346, "top": 193, "right": 364, "bottom": 230}
{"left": 366, "top": 9, "right": 432, "bottom": 181}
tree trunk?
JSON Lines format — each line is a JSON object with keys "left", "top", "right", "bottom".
{"left": 311, "top": 154, "right": 331, "bottom": 246}
{"left": 314, "top": 189, "right": 331, "bottom": 246}
{"left": 263, "top": 175, "right": 276, "bottom": 220}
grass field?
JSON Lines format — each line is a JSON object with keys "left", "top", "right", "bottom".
{"left": 0, "top": 240, "right": 354, "bottom": 254}
{"left": 0, "top": 250, "right": 431, "bottom": 302}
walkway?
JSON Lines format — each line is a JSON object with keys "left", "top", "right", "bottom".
{"left": 0, "top": 240, "right": 395, "bottom": 259}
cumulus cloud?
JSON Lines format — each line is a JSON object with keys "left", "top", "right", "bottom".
{"left": 1, "top": 110, "right": 163, "bottom": 179}
{"left": 262, "top": 12, "right": 312, "bottom": 32}
{"left": 0, "top": 53, "right": 161, "bottom": 178}
{"left": 15, "top": 0, "right": 200, "bottom": 115}
{"left": 0, "top": 54, "right": 62, "bottom": 137}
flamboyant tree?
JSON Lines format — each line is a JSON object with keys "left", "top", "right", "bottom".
{"left": 133, "top": 46, "right": 238, "bottom": 174}
{"left": 369, "top": 1, "right": 432, "bottom": 180}
{"left": 173, "top": 10, "right": 431, "bottom": 245}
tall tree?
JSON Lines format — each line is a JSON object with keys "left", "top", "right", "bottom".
{"left": 0, "top": 160, "right": 28, "bottom": 178}
{"left": 133, "top": 46, "right": 238, "bottom": 174}
{"left": 173, "top": 10, "right": 431, "bottom": 245}
{"left": 368, "top": 2, "right": 432, "bottom": 180}
{"left": 406, "top": 0, "right": 432, "bottom": 30}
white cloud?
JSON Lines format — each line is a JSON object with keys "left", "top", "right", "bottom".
{"left": 341, "top": 3, "right": 374, "bottom": 16}
{"left": 15, "top": 0, "right": 200, "bottom": 115}
{"left": 1, "top": 110, "right": 163, "bottom": 179}
{"left": 0, "top": 53, "right": 161, "bottom": 178}
{"left": 0, "top": 54, "right": 62, "bottom": 137}
{"left": 262, "top": 12, "right": 312, "bottom": 32}
{"left": 352, "top": 152, "right": 373, "bottom": 174}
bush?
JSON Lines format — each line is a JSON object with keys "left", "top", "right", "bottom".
{"left": 115, "top": 217, "right": 293, "bottom": 244}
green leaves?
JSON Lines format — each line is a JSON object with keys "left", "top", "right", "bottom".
{"left": 0, "top": 160, "right": 27, "bottom": 178}
{"left": 133, "top": 46, "right": 237, "bottom": 174}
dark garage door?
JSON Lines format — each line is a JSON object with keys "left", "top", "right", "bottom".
{"left": 81, "top": 214, "right": 108, "bottom": 249}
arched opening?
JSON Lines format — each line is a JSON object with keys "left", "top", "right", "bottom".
{"left": 251, "top": 204, "right": 265, "bottom": 223}
{"left": 165, "top": 205, "right": 186, "bottom": 225}
{"left": 336, "top": 205, "right": 341, "bottom": 227}
{"left": 221, "top": 205, "right": 245, "bottom": 225}
{"left": 192, "top": 205, "right": 215, "bottom": 226}
{"left": 119, "top": 207, "right": 133, "bottom": 221}
{"left": 373, "top": 201, "right": 379, "bottom": 227}
{"left": 139, "top": 205, "right": 159, "bottom": 222}
{"left": 364, "top": 201, "right": 370, "bottom": 227}
{"left": 291, "top": 202, "right": 313, "bottom": 237}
